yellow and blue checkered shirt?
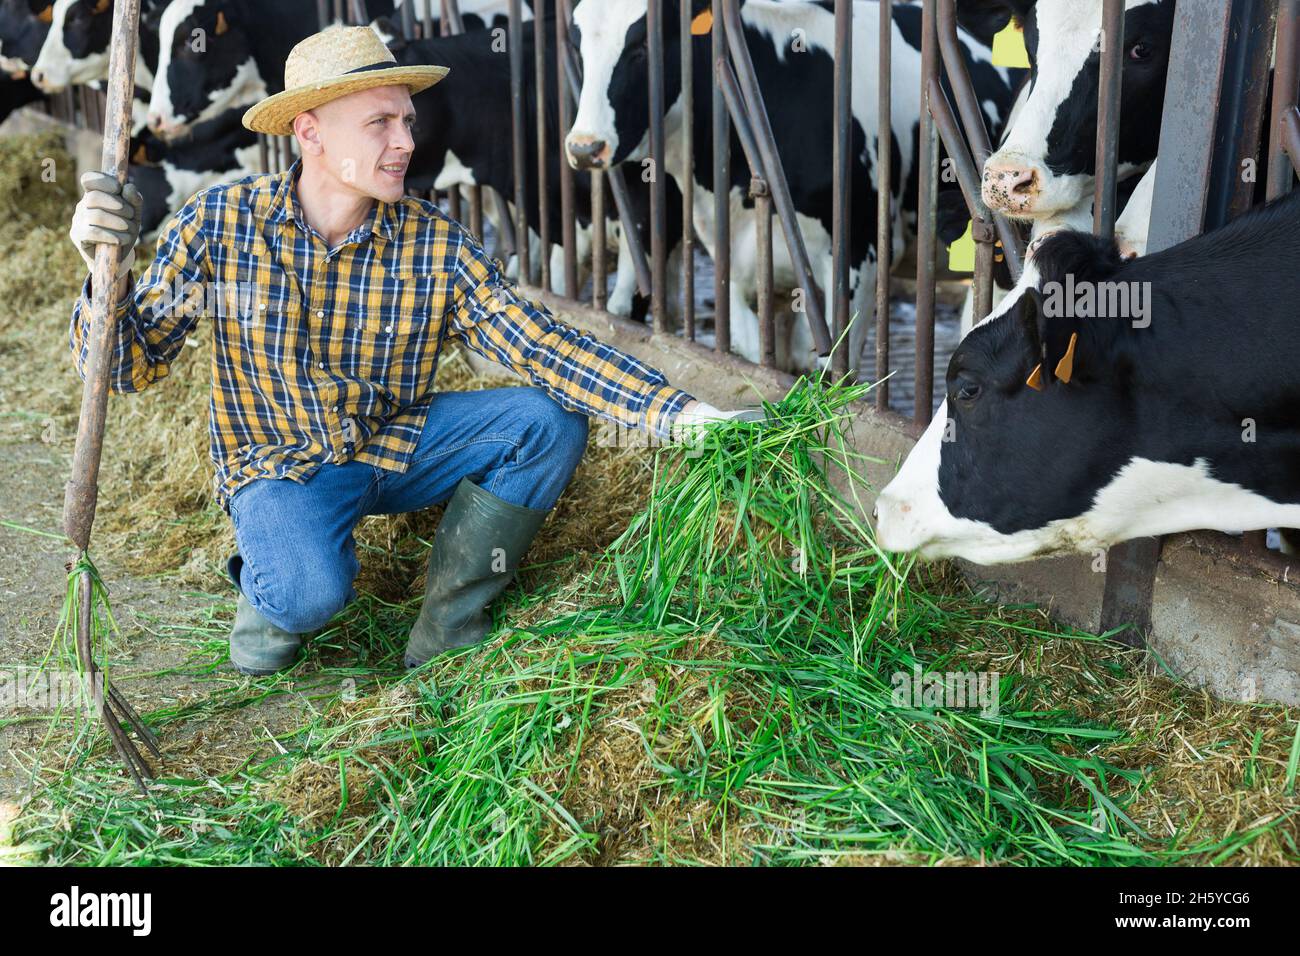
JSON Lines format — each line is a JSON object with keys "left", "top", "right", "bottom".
{"left": 70, "top": 161, "right": 694, "bottom": 509}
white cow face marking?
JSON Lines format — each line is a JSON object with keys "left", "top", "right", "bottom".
{"left": 31, "top": 0, "right": 112, "bottom": 92}
{"left": 148, "top": 0, "right": 263, "bottom": 140}
{"left": 566, "top": 0, "right": 657, "bottom": 170}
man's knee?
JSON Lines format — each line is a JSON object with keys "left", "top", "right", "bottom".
{"left": 520, "top": 388, "right": 588, "bottom": 456}
{"left": 246, "top": 557, "right": 355, "bottom": 634}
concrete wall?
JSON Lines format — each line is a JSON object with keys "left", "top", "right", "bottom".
{"left": 512, "top": 286, "right": 1300, "bottom": 706}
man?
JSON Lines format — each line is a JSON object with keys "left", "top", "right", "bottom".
{"left": 68, "top": 25, "right": 755, "bottom": 675}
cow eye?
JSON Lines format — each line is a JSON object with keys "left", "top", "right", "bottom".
{"left": 1128, "top": 42, "right": 1153, "bottom": 61}
{"left": 954, "top": 379, "right": 981, "bottom": 404}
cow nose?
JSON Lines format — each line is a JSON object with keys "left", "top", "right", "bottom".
{"left": 566, "top": 135, "right": 608, "bottom": 170}
{"left": 872, "top": 490, "right": 916, "bottom": 553}
{"left": 146, "top": 112, "right": 164, "bottom": 132}
{"left": 31, "top": 68, "right": 53, "bottom": 92}
{"left": 982, "top": 161, "right": 1042, "bottom": 212}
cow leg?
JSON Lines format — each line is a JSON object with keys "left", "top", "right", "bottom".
{"left": 605, "top": 221, "right": 637, "bottom": 317}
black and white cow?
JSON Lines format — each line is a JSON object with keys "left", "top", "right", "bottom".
{"left": 874, "top": 187, "right": 1300, "bottom": 564}
{"left": 567, "top": 0, "right": 1022, "bottom": 374}
{"left": 30, "top": 0, "right": 164, "bottom": 92}
{"left": 129, "top": 104, "right": 259, "bottom": 237}
{"left": 383, "top": 14, "right": 679, "bottom": 314}
{"left": 144, "top": 0, "right": 518, "bottom": 140}
{"left": 0, "top": 0, "right": 54, "bottom": 76}
{"left": 958, "top": 0, "right": 1177, "bottom": 223}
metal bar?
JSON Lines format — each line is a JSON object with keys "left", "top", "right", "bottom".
{"left": 1284, "top": 105, "right": 1300, "bottom": 167}
{"left": 713, "top": 0, "right": 732, "bottom": 355}
{"left": 508, "top": 0, "right": 530, "bottom": 282}
{"left": 1267, "top": 0, "right": 1300, "bottom": 197}
{"left": 876, "top": 0, "right": 891, "bottom": 410}
{"left": 914, "top": 0, "right": 939, "bottom": 425}
{"left": 258, "top": 134, "right": 269, "bottom": 174}
{"left": 469, "top": 186, "right": 483, "bottom": 238}
{"left": 936, "top": 0, "right": 1023, "bottom": 279}
{"left": 442, "top": 0, "right": 465, "bottom": 34}
{"left": 716, "top": 62, "right": 765, "bottom": 180}
{"left": 535, "top": 0, "right": 551, "bottom": 291}
{"left": 557, "top": 0, "right": 576, "bottom": 297}
{"left": 720, "top": 0, "right": 830, "bottom": 356}
{"left": 592, "top": 171, "right": 607, "bottom": 310}
{"left": 422, "top": 0, "right": 434, "bottom": 37}
{"left": 400, "top": 0, "right": 417, "bottom": 38}
{"left": 680, "top": 0, "right": 696, "bottom": 341}
{"left": 1094, "top": 0, "right": 1125, "bottom": 240}
{"left": 831, "top": 0, "right": 852, "bottom": 378}
{"left": 1218, "top": 0, "right": 1279, "bottom": 222}
{"left": 334, "top": 0, "right": 345, "bottom": 26}
{"left": 756, "top": 192, "right": 775, "bottom": 366}
{"left": 647, "top": 0, "right": 668, "bottom": 333}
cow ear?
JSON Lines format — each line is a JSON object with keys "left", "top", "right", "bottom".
{"left": 216, "top": 10, "right": 229, "bottom": 35}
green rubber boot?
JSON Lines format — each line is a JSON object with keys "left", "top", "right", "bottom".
{"left": 225, "top": 554, "right": 303, "bottom": 675}
{"left": 229, "top": 592, "right": 303, "bottom": 676}
{"left": 404, "top": 477, "right": 550, "bottom": 667}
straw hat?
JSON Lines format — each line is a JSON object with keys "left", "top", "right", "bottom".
{"left": 242, "top": 26, "right": 448, "bottom": 136}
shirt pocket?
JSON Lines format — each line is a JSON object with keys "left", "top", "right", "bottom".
{"left": 215, "top": 241, "right": 301, "bottom": 369}
{"left": 349, "top": 269, "right": 449, "bottom": 386}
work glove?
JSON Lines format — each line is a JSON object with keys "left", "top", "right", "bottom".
{"left": 69, "top": 170, "right": 144, "bottom": 280}
{"left": 669, "top": 400, "right": 767, "bottom": 446}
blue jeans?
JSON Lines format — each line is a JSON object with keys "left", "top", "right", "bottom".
{"left": 226, "top": 386, "right": 589, "bottom": 634}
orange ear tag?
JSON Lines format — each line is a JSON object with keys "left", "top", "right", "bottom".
{"left": 1026, "top": 364, "right": 1044, "bottom": 391}
{"left": 690, "top": 9, "right": 713, "bottom": 35}
{"left": 1054, "top": 332, "right": 1078, "bottom": 383}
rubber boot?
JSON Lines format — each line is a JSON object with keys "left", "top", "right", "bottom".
{"left": 404, "top": 477, "right": 550, "bottom": 667}
{"left": 226, "top": 554, "right": 302, "bottom": 675}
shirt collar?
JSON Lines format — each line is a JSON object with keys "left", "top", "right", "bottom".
{"left": 266, "top": 158, "right": 398, "bottom": 243}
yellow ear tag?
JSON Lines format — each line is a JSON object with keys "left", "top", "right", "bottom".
{"left": 1026, "top": 364, "right": 1044, "bottom": 391}
{"left": 690, "top": 9, "right": 713, "bottom": 35}
{"left": 948, "top": 219, "right": 975, "bottom": 273}
{"left": 1054, "top": 332, "right": 1078, "bottom": 383}
{"left": 38, "top": 5, "right": 53, "bottom": 25}
{"left": 992, "top": 22, "right": 1030, "bottom": 69}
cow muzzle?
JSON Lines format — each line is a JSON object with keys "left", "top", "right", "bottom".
{"left": 981, "top": 159, "right": 1045, "bottom": 216}
{"left": 30, "top": 67, "right": 64, "bottom": 93}
{"left": 565, "top": 133, "right": 611, "bottom": 170}
{"left": 146, "top": 112, "right": 188, "bottom": 142}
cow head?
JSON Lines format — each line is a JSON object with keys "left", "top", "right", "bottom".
{"left": 566, "top": 0, "right": 699, "bottom": 170}
{"left": 148, "top": 0, "right": 263, "bottom": 141}
{"left": 873, "top": 225, "right": 1281, "bottom": 564}
{"left": 30, "top": 0, "right": 115, "bottom": 92}
{"left": 967, "top": 0, "right": 1175, "bottom": 221}
{"left": 0, "top": 1, "right": 54, "bottom": 76}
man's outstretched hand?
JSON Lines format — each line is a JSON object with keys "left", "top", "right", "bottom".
{"left": 670, "top": 399, "right": 767, "bottom": 444}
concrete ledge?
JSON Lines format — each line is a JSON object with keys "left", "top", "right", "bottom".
{"left": 511, "top": 288, "right": 1300, "bottom": 706}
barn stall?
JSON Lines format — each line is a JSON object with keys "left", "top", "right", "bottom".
{"left": 0, "top": 0, "right": 1297, "bottom": 870}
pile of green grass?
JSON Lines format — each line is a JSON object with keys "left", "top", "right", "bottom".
{"left": 20, "top": 375, "right": 1250, "bottom": 866}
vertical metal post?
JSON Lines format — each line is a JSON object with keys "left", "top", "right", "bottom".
{"left": 1094, "top": 0, "right": 1125, "bottom": 240}
{"left": 876, "top": 0, "right": 891, "bottom": 409}
{"left": 334, "top": 0, "right": 345, "bottom": 25}
{"left": 914, "top": 0, "right": 939, "bottom": 425}
{"left": 713, "top": 3, "right": 731, "bottom": 355}
{"left": 557, "top": 0, "right": 577, "bottom": 296}
{"left": 647, "top": 0, "right": 668, "bottom": 332}
{"left": 535, "top": 0, "right": 551, "bottom": 291}
{"left": 680, "top": 0, "right": 696, "bottom": 340}
{"left": 422, "top": 0, "right": 434, "bottom": 37}
{"left": 592, "top": 172, "right": 607, "bottom": 309}
{"left": 318, "top": 0, "right": 331, "bottom": 28}
{"left": 756, "top": 190, "right": 774, "bottom": 366}
{"left": 508, "top": 0, "right": 530, "bottom": 282}
{"left": 1268, "top": 0, "right": 1300, "bottom": 198}
{"left": 400, "top": 0, "right": 416, "bottom": 40}
{"left": 831, "top": 0, "right": 852, "bottom": 378}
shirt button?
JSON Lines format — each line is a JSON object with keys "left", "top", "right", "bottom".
{"left": 385, "top": 325, "right": 393, "bottom": 334}
{"left": 259, "top": 303, "right": 267, "bottom": 311}
{"left": 316, "top": 310, "right": 325, "bottom": 318}
{"left": 318, "top": 362, "right": 325, "bottom": 369}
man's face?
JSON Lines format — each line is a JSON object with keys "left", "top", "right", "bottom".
{"left": 301, "top": 85, "right": 417, "bottom": 204}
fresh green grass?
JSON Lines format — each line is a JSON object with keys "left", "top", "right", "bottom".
{"left": 10, "top": 377, "right": 1298, "bottom": 866}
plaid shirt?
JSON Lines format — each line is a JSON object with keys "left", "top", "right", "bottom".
{"left": 70, "top": 161, "right": 694, "bottom": 509}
